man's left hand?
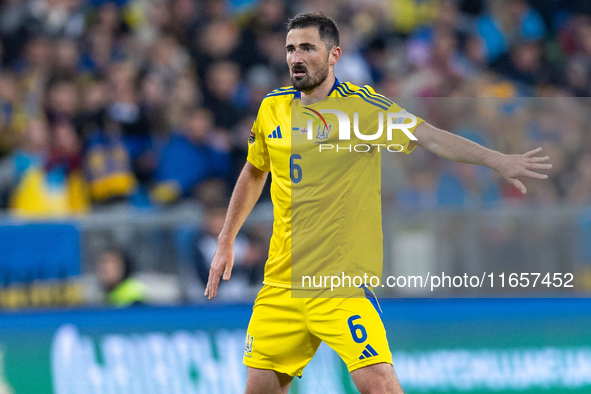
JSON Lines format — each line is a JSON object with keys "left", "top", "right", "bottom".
{"left": 493, "top": 147, "right": 552, "bottom": 194}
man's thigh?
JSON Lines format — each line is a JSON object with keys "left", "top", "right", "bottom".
{"left": 306, "top": 290, "right": 393, "bottom": 373}
{"left": 243, "top": 285, "right": 322, "bottom": 377}
{"left": 350, "top": 362, "right": 404, "bottom": 394}
{"left": 244, "top": 367, "right": 293, "bottom": 394}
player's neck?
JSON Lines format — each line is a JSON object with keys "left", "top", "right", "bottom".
{"left": 300, "top": 74, "right": 336, "bottom": 105}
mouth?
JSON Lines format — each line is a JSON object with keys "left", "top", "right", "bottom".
{"left": 292, "top": 67, "right": 307, "bottom": 78}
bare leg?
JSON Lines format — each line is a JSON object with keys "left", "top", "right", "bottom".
{"left": 350, "top": 362, "right": 404, "bottom": 394}
{"left": 244, "top": 367, "right": 294, "bottom": 394}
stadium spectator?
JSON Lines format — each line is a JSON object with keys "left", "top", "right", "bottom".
{"left": 494, "top": 39, "right": 557, "bottom": 89}
{"left": 97, "top": 248, "right": 147, "bottom": 306}
{"left": 52, "top": 39, "right": 81, "bottom": 80}
{"left": 151, "top": 108, "right": 231, "bottom": 204}
{"left": 193, "top": 20, "right": 243, "bottom": 84}
{"left": 203, "top": 60, "right": 246, "bottom": 130}
{"left": 8, "top": 118, "right": 88, "bottom": 216}
{"left": 436, "top": 160, "right": 500, "bottom": 207}
{"left": 45, "top": 79, "right": 78, "bottom": 124}
{"left": 193, "top": 206, "right": 265, "bottom": 297}
{"left": 106, "top": 63, "right": 151, "bottom": 161}
{"left": 396, "top": 168, "right": 438, "bottom": 211}
{"left": 334, "top": 26, "right": 373, "bottom": 86}
{"left": 167, "top": 74, "right": 202, "bottom": 130}
{"left": 85, "top": 124, "right": 137, "bottom": 204}
{"left": 80, "top": 29, "right": 112, "bottom": 75}
{"left": 0, "top": 72, "right": 24, "bottom": 157}
{"left": 477, "top": 0, "right": 546, "bottom": 63}
{"left": 10, "top": 120, "right": 48, "bottom": 183}
{"left": 45, "top": 119, "right": 90, "bottom": 212}
{"left": 390, "top": 0, "right": 440, "bottom": 35}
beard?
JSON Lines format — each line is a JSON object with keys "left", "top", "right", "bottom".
{"left": 290, "top": 61, "right": 330, "bottom": 93}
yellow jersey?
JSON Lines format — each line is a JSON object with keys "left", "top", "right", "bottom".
{"left": 247, "top": 78, "right": 424, "bottom": 290}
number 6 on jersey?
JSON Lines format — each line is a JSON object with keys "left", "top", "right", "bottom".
{"left": 290, "top": 154, "right": 302, "bottom": 183}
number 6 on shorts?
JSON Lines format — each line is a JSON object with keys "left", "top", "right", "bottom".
{"left": 348, "top": 315, "right": 367, "bottom": 343}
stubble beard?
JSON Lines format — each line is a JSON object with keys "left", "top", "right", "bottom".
{"left": 291, "top": 61, "right": 330, "bottom": 93}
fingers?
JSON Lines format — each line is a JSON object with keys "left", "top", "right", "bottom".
{"left": 223, "top": 263, "right": 233, "bottom": 281}
{"left": 204, "top": 256, "right": 234, "bottom": 300}
{"left": 204, "top": 271, "right": 211, "bottom": 298}
{"left": 523, "top": 147, "right": 542, "bottom": 158}
{"left": 527, "top": 155, "right": 550, "bottom": 163}
{"left": 503, "top": 149, "right": 550, "bottom": 194}
{"left": 526, "top": 163, "right": 553, "bottom": 170}
{"left": 205, "top": 264, "right": 214, "bottom": 296}
{"left": 522, "top": 170, "right": 549, "bottom": 180}
{"left": 509, "top": 178, "right": 527, "bottom": 194}
{"left": 206, "top": 272, "right": 221, "bottom": 300}
{"left": 205, "top": 263, "right": 222, "bottom": 300}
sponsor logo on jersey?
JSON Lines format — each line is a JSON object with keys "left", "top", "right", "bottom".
{"left": 268, "top": 126, "right": 282, "bottom": 139}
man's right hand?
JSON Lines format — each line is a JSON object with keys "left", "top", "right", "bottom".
{"left": 203, "top": 162, "right": 268, "bottom": 300}
{"left": 204, "top": 243, "right": 235, "bottom": 300}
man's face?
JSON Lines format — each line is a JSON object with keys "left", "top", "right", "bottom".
{"left": 97, "top": 252, "right": 125, "bottom": 291}
{"left": 286, "top": 27, "right": 331, "bottom": 92}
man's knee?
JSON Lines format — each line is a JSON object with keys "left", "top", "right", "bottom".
{"left": 350, "top": 362, "right": 404, "bottom": 394}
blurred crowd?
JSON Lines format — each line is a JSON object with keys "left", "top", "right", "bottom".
{"left": 0, "top": 0, "right": 590, "bottom": 218}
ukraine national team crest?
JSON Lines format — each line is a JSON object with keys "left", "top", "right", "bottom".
{"left": 244, "top": 334, "right": 254, "bottom": 357}
{"left": 301, "top": 106, "right": 332, "bottom": 143}
{"left": 315, "top": 124, "right": 332, "bottom": 141}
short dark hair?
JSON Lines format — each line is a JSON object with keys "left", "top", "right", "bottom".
{"left": 286, "top": 13, "right": 340, "bottom": 50}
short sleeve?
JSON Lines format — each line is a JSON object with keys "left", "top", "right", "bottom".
{"left": 355, "top": 86, "right": 424, "bottom": 155}
{"left": 383, "top": 101, "right": 424, "bottom": 155}
{"left": 246, "top": 111, "right": 271, "bottom": 171}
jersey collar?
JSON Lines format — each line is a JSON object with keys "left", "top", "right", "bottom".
{"left": 293, "top": 77, "right": 341, "bottom": 99}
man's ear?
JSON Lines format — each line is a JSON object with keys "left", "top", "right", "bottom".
{"left": 329, "top": 46, "right": 341, "bottom": 66}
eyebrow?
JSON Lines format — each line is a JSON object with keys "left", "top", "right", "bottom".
{"left": 285, "top": 42, "right": 316, "bottom": 49}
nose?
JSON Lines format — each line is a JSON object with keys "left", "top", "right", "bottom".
{"left": 291, "top": 49, "right": 303, "bottom": 64}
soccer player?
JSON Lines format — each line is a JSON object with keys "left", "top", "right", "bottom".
{"left": 205, "top": 13, "right": 552, "bottom": 394}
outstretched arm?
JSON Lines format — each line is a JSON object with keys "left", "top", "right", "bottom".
{"left": 412, "top": 122, "right": 552, "bottom": 194}
{"left": 204, "top": 161, "right": 269, "bottom": 300}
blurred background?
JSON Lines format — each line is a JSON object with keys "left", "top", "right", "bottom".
{"left": 1, "top": 0, "right": 591, "bottom": 392}
{"left": 1, "top": 0, "right": 591, "bottom": 307}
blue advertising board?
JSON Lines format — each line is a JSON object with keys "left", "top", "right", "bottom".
{"left": 0, "top": 298, "right": 590, "bottom": 393}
